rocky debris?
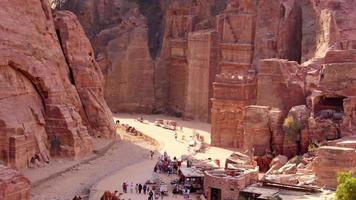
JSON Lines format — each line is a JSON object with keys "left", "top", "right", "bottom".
{"left": 225, "top": 151, "right": 256, "bottom": 170}
{"left": 255, "top": 153, "right": 273, "bottom": 172}
{"left": 53, "top": 10, "right": 116, "bottom": 138}
{"left": 266, "top": 155, "right": 288, "bottom": 174}
{"left": 0, "top": 165, "right": 31, "bottom": 200}
{"left": 264, "top": 153, "right": 317, "bottom": 186}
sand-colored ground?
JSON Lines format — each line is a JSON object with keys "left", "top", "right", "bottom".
{"left": 29, "top": 138, "right": 155, "bottom": 200}
{"left": 27, "top": 113, "right": 334, "bottom": 200}
{"left": 89, "top": 113, "right": 236, "bottom": 200}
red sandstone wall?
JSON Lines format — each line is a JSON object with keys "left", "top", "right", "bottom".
{"left": 185, "top": 30, "right": 218, "bottom": 122}
{"left": 54, "top": 11, "right": 116, "bottom": 138}
{"left": 0, "top": 0, "right": 118, "bottom": 170}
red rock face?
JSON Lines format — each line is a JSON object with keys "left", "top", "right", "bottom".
{"left": 253, "top": 0, "right": 302, "bottom": 68}
{"left": 0, "top": 165, "right": 30, "bottom": 200}
{"left": 53, "top": 11, "right": 116, "bottom": 138}
{"left": 257, "top": 59, "right": 306, "bottom": 114}
{"left": 0, "top": 0, "right": 115, "bottom": 170}
{"left": 61, "top": 0, "right": 155, "bottom": 113}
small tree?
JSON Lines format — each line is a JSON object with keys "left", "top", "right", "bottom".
{"left": 283, "top": 115, "right": 302, "bottom": 140}
{"left": 336, "top": 171, "right": 356, "bottom": 200}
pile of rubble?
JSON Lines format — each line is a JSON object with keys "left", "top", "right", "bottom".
{"left": 263, "top": 153, "right": 317, "bottom": 186}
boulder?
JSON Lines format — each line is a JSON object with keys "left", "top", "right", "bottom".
{"left": 269, "top": 155, "right": 288, "bottom": 169}
{"left": 255, "top": 154, "right": 273, "bottom": 172}
{"left": 0, "top": 165, "right": 30, "bottom": 200}
{"left": 278, "top": 163, "right": 297, "bottom": 174}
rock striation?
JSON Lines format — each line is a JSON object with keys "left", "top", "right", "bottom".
{"left": 0, "top": 0, "right": 114, "bottom": 172}
{"left": 53, "top": 11, "right": 116, "bottom": 138}
{"left": 61, "top": 0, "right": 155, "bottom": 113}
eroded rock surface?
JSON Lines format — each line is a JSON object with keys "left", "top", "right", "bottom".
{"left": 61, "top": 0, "right": 155, "bottom": 113}
{"left": 54, "top": 11, "right": 116, "bottom": 138}
{"left": 0, "top": 0, "right": 115, "bottom": 171}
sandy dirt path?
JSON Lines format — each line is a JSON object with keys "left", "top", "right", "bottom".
{"left": 30, "top": 139, "right": 155, "bottom": 200}
{"left": 90, "top": 113, "right": 235, "bottom": 200}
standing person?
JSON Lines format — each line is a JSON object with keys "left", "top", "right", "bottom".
{"left": 149, "top": 190, "right": 154, "bottom": 200}
{"left": 138, "top": 183, "right": 143, "bottom": 194}
{"left": 160, "top": 191, "right": 164, "bottom": 200}
{"left": 143, "top": 184, "right": 147, "bottom": 194}
{"left": 130, "top": 182, "right": 134, "bottom": 193}
{"left": 122, "top": 182, "right": 127, "bottom": 193}
{"left": 135, "top": 184, "right": 139, "bottom": 193}
{"left": 150, "top": 150, "right": 154, "bottom": 159}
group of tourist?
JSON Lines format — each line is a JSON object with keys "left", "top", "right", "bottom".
{"left": 121, "top": 181, "right": 165, "bottom": 200}
{"left": 122, "top": 182, "right": 149, "bottom": 194}
{"left": 154, "top": 152, "right": 181, "bottom": 175}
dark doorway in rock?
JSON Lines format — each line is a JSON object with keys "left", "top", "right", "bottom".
{"left": 314, "top": 96, "right": 346, "bottom": 114}
{"left": 211, "top": 187, "right": 221, "bottom": 200}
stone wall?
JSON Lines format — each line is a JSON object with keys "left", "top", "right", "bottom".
{"left": 257, "top": 59, "right": 306, "bottom": 114}
{"left": 243, "top": 106, "right": 284, "bottom": 156}
{"left": 211, "top": 76, "right": 257, "bottom": 148}
{"left": 185, "top": 30, "right": 218, "bottom": 122}
{"left": 204, "top": 169, "right": 258, "bottom": 200}
{"left": 168, "top": 40, "right": 188, "bottom": 115}
{"left": 314, "top": 146, "right": 356, "bottom": 189}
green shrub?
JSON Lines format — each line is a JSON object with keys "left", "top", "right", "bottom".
{"left": 283, "top": 115, "right": 302, "bottom": 140}
{"left": 336, "top": 171, "right": 356, "bottom": 200}
{"left": 308, "top": 143, "right": 318, "bottom": 153}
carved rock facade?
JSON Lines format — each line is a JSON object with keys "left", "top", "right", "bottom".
{"left": 0, "top": 0, "right": 114, "bottom": 171}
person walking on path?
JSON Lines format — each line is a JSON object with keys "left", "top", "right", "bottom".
{"left": 148, "top": 190, "right": 154, "bottom": 200}
{"left": 135, "top": 184, "right": 139, "bottom": 193}
{"left": 150, "top": 150, "right": 154, "bottom": 159}
{"left": 122, "top": 182, "right": 128, "bottom": 193}
{"left": 130, "top": 182, "right": 134, "bottom": 193}
{"left": 160, "top": 191, "right": 164, "bottom": 200}
{"left": 138, "top": 183, "right": 143, "bottom": 194}
{"left": 143, "top": 184, "right": 147, "bottom": 194}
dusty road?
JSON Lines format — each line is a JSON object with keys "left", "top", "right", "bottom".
{"left": 89, "top": 113, "right": 235, "bottom": 200}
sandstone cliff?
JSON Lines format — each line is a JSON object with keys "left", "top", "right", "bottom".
{"left": 61, "top": 0, "right": 156, "bottom": 113}
{"left": 54, "top": 10, "right": 116, "bottom": 138}
{"left": 0, "top": 0, "right": 115, "bottom": 170}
